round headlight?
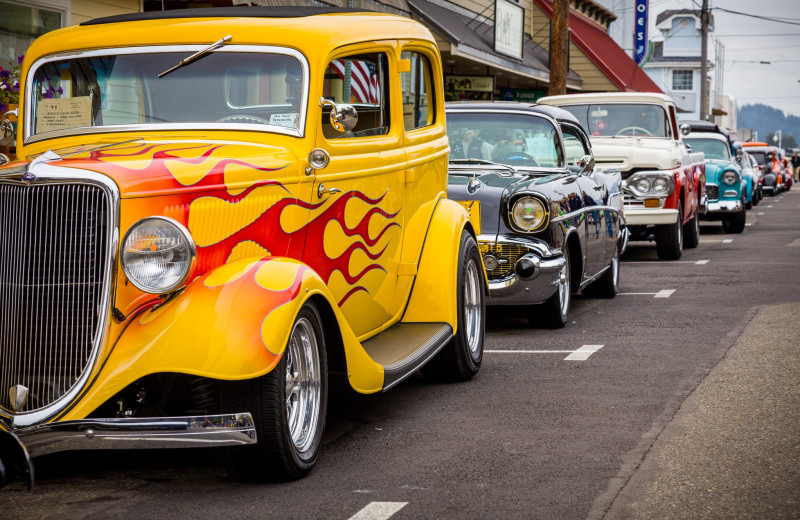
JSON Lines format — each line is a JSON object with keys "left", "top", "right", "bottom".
{"left": 122, "top": 217, "right": 196, "bottom": 294}
{"left": 722, "top": 170, "right": 738, "bottom": 185}
{"left": 635, "top": 178, "right": 652, "bottom": 193}
{"left": 652, "top": 177, "right": 669, "bottom": 193}
{"left": 511, "top": 196, "right": 547, "bottom": 232}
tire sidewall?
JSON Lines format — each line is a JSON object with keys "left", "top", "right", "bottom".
{"left": 458, "top": 232, "right": 485, "bottom": 371}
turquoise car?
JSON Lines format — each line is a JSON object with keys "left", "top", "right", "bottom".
{"left": 684, "top": 122, "right": 747, "bottom": 234}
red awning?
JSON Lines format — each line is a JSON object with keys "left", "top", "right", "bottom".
{"left": 534, "top": 0, "right": 662, "bottom": 93}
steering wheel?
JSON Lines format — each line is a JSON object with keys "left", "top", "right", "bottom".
{"left": 502, "top": 152, "right": 540, "bottom": 166}
{"left": 616, "top": 126, "right": 653, "bottom": 136}
{"left": 215, "top": 114, "right": 271, "bottom": 125}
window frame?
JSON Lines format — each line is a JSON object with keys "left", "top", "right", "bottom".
{"left": 671, "top": 69, "right": 694, "bottom": 91}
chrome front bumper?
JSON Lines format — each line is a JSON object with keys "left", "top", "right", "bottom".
{"left": 487, "top": 256, "right": 565, "bottom": 305}
{"left": 623, "top": 206, "right": 678, "bottom": 226}
{"left": 706, "top": 199, "right": 744, "bottom": 214}
{"left": 1, "top": 413, "right": 256, "bottom": 458}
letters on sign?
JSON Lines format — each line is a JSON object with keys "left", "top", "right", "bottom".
{"left": 634, "top": 0, "right": 649, "bottom": 66}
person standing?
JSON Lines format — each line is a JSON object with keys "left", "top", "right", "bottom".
{"left": 791, "top": 150, "right": 800, "bottom": 182}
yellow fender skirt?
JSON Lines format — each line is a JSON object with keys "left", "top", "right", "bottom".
{"left": 61, "top": 257, "right": 383, "bottom": 421}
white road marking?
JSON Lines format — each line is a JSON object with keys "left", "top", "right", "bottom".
{"left": 349, "top": 502, "right": 408, "bottom": 520}
{"left": 696, "top": 259, "right": 710, "bottom": 264}
{"left": 722, "top": 239, "right": 733, "bottom": 243}
{"left": 654, "top": 289, "right": 676, "bottom": 298}
{"left": 564, "top": 344, "right": 604, "bottom": 361}
{"left": 486, "top": 344, "right": 605, "bottom": 361}
{"left": 745, "top": 223, "right": 752, "bottom": 227}
{"left": 757, "top": 212, "right": 765, "bottom": 215}
{"left": 767, "top": 205, "right": 774, "bottom": 208}
{"left": 620, "top": 290, "right": 675, "bottom": 297}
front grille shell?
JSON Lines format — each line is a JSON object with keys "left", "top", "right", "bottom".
{"left": 0, "top": 165, "right": 119, "bottom": 427}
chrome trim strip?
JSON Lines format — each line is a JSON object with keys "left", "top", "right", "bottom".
{"left": 8, "top": 413, "right": 257, "bottom": 457}
{"left": 0, "top": 164, "right": 120, "bottom": 428}
{"left": 550, "top": 204, "right": 623, "bottom": 224}
{"left": 24, "top": 45, "right": 310, "bottom": 143}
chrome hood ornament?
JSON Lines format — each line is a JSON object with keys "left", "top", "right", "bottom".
{"left": 9, "top": 385, "right": 29, "bottom": 412}
{"left": 23, "top": 150, "right": 63, "bottom": 181}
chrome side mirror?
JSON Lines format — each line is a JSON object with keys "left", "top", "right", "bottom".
{"left": 685, "top": 143, "right": 692, "bottom": 153}
{"left": 320, "top": 98, "right": 358, "bottom": 133}
{"left": 680, "top": 123, "right": 691, "bottom": 136}
{"left": 0, "top": 108, "right": 17, "bottom": 147}
{"left": 0, "top": 153, "right": 8, "bottom": 166}
{"left": 576, "top": 154, "right": 595, "bottom": 175}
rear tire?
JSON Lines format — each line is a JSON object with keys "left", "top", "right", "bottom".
{"left": 227, "top": 302, "right": 327, "bottom": 481}
{"left": 423, "top": 230, "right": 484, "bottom": 382}
{"left": 656, "top": 201, "right": 683, "bottom": 260}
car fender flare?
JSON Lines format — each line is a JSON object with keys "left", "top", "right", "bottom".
{"left": 61, "top": 257, "right": 383, "bottom": 420}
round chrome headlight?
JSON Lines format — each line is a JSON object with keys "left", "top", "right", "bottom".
{"left": 722, "top": 170, "right": 738, "bottom": 185}
{"left": 122, "top": 217, "right": 196, "bottom": 294}
{"left": 510, "top": 196, "right": 547, "bottom": 232}
{"left": 652, "top": 177, "right": 670, "bottom": 193}
{"left": 635, "top": 178, "right": 652, "bottom": 193}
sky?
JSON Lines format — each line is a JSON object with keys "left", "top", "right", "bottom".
{"left": 646, "top": 0, "right": 800, "bottom": 118}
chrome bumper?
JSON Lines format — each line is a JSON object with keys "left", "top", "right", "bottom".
{"left": 487, "top": 256, "right": 565, "bottom": 305}
{"left": 1, "top": 413, "right": 256, "bottom": 458}
{"left": 706, "top": 199, "right": 744, "bottom": 214}
{"left": 623, "top": 206, "right": 678, "bottom": 226}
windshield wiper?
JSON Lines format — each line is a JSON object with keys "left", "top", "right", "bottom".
{"left": 158, "top": 35, "right": 232, "bottom": 78}
{"left": 449, "top": 158, "right": 517, "bottom": 174}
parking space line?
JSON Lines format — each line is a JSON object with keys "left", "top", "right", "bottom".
{"left": 696, "top": 259, "right": 710, "bottom": 264}
{"left": 348, "top": 502, "right": 408, "bottom": 520}
{"left": 722, "top": 239, "right": 733, "bottom": 243}
{"left": 654, "top": 289, "right": 676, "bottom": 298}
{"left": 564, "top": 344, "right": 604, "bottom": 361}
{"left": 757, "top": 212, "right": 765, "bottom": 215}
{"left": 619, "top": 289, "right": 676, "bottom": 297}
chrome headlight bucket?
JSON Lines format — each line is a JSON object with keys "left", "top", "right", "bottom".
{"left": 623, "top": 171, "right": 675, "bottom": 198}
{"left": 508, "top": 195, "right": 550, "bottom": 233}
{"left": 122, "top": 217, "right": 197, "bottom": 294}
{"left": 722, "top": 170, "right": 739, "bottom": 185}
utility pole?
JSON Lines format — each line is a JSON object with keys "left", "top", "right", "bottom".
{"left": 699, "top": 0, "right": 709, "bottom": 120}
{"left": 549, "top": 0, "right": 569, "bottom": 96}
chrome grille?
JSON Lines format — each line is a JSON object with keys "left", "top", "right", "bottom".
{"left": 479, "top": 243, "right": 527, "bottom": 279}
{"left": 706, "top": 184, "right": 719, "bottom": 201}
{"left": 0, "top": 182, "right": 110, "bottom": 414}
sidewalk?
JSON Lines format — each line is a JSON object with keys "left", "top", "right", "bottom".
{"left": 603, "top": 303, "right": 800, "bottom": 519}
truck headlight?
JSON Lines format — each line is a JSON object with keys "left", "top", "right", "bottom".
{"left": 122, "top": 217, "right": 196, "bottom": 294}
{"left": 626, "top": 172, "right": 675, "bottom": 198}
{"left": 510, "top": 196, "right": 549, "bottom": 232}
{"left": 722, "top": 170, "right": 738, "bottom": 185}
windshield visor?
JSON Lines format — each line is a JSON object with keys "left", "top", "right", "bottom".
{"left": 685, "top": 138, "right": 731, "bottom": 161}
{"left": 558, "top": 103, "right": 670, "bottom": 138}
{"left": 447, "top": 112, "right": 563, "bottom": 168}
{"left": 27, "top": 46, "right": 308, "bottom": 141}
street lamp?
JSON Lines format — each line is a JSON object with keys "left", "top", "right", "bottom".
{"left": 773, "top": 129, "right": 782, "bottom": 148}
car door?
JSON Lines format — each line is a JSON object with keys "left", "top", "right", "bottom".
{"left": 308, "top": 44, "right": 405, "bottom": 338}
{"left": 561, "top": 122, "right": 608, "bottom": 278}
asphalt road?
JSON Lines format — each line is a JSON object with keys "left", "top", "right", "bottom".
{"left": 5, "top": 190, "right": 800, "bottom": 520}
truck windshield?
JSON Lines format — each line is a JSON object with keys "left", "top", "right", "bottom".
{"left": 684, "top": 138, "right": 731, "bottom": 161}
{"left": 28, "top": 47, "right": 307, "bottom": 139}
{"left": 558, "top": 103, "right": 670, "bottom": 138}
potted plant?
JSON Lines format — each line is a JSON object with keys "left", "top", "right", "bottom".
{"left": 0, "top": 54, "right": 22, "bottom": 155}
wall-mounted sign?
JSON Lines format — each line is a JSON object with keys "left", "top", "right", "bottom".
{"left": 445, "top": 75, "right": 495, "bottom": 93}
{"left": 494, "top": 0, "right": 524, "bottom": 60}
{"left": 634, "top": 0, "right": 649, "bottom": 65}
{"left": 500, "top": 89, "right": 545, "bottom": 102}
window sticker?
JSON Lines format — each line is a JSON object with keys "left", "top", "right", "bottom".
{"left": 269, "top": 113, "right": 299, "bottom": 128}
{"left": 36, "top": 97, "right": 92, "bottom": 133}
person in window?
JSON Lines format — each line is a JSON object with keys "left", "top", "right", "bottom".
{"left": 492, "top": 130, "right": 527, "bottom": 161}
{"left": 451, "top": 127, "right": 492, "bottom": 160}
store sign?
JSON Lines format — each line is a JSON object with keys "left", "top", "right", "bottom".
{"left": 500, "top": 89, "right": 545, "bottom": 102}
{"left": 634, "top": 0, "right": 649, "bottom": 65}
{"left": 445, "top": 75, "right": 495, "bottom": 93}
{"left": 494, "top": 0, "right": 524, "bottom": 60}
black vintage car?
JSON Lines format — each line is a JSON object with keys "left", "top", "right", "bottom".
{"left": 446, "top": 102, "right": 628, "bottom": 328}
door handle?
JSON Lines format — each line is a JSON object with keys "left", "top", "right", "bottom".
{"left": 318, "top": 183, "right": 342, "bottom": 198}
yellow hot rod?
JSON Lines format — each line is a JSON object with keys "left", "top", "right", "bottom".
{"left": 0, "top": 7, "right": 485, "bottom": 485}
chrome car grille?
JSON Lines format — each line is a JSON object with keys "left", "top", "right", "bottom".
{"left": 706, "top": 184, "right": 719, "bottom": 201}
{"left": 0, "top": 183, "right": 110, "bottom": 414}
{"left": 479, "top": 243, "right": 527, "bottom": 279}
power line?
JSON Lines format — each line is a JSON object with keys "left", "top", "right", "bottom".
{"left": 713, "top": 7, "right": 800, "bottom": 26}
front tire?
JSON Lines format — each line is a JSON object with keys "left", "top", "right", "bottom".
{"left": 584, "top": 244, "right": 619, "bottom": 299}
{"left": 529, "top": 246, "right": 571, "bottom": 328}
{"left": 656, "top": 201, "right": 683, "bottom": 260}
{"left": 228, "top": 302, "right": 327, "bottom": 481}
{"left": 723, "top": 207, "right": 746, "bottom": 234}
{"left": 423, "top": 230, "right": 485, "bottom": 382}
{"left": 683, "top": 204, "right": 700, "bottom": 249}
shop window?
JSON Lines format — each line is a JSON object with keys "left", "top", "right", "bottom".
{"left": 400, "top": 51, "right": 435, "bottom": 130}
{"left": 322, "top": 52, "right": 389, "bottom": 139}
{"left": 672, "top": 70, "right": 693, "bottom": 91}
{"left": 0, "top": 1, "right": 64, "bottom": 71}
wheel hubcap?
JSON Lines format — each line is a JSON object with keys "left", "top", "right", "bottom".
{"left": 285, "top": 317, "right": 321, "bottom": 453}
{"left": 558, "top": 262, "right": 570, "bottom": 318}
{"left": 464, "top": 258, "right": 482, "bottom": 357}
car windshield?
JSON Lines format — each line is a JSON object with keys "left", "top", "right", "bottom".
{"left": 557, "top": 103, "right": 670, "bottom": 138}
{"left": 747, "top": 151, "right": 768, "bottom": 165}
{"left": 28, "top": 47, "right": 307, "bottom": 139}
{"left": 685, "top": 138, "right": 731, "bottom": 161}
{"left": 446, "top": 112, "right": 563, "bottom": 168}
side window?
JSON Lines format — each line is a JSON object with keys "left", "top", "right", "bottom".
{"left": 322, "top": 52, "right": 389, "bottom": 139}
{"left": 561, "top": 124, "right": 591, "bottom": 173}
{"left": 400, "top": 51, "right": 435, "bottom": 130}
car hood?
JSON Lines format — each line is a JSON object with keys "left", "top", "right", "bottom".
{"left": 2, "top": 139, "right": 300, "bottom": 198}
{"left": 588, "top": 137, "right": 679, "bottom": 172}
{"left": 448, "top": 167, "right": 569, "bottom": 237}
{"left": 704, "top": 160, "right": 738, "bottom": 182}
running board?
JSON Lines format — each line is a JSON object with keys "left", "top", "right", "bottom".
{"left": 361, "top": 323, "right": 453, "bottom": 391}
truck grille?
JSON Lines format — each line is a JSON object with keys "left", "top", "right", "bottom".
{"left": 479, "top": 243, "right": 527, "bottom": 280}
{"left": 0, "top": 183, "right": 110, "bottom": 414}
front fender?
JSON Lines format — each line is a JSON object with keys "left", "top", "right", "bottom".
{"left": 61, "top": 257, "right": 382, "bottom": 420}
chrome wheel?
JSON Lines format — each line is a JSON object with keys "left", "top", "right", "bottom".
{"left": 285, "top": 316, "right": 322, "bottom": 454}
{"left": 464, "top": 257, "right": 482, "bottom": 358}
{"left": 557, "top": 260, "right": 571, "bottom": 320}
